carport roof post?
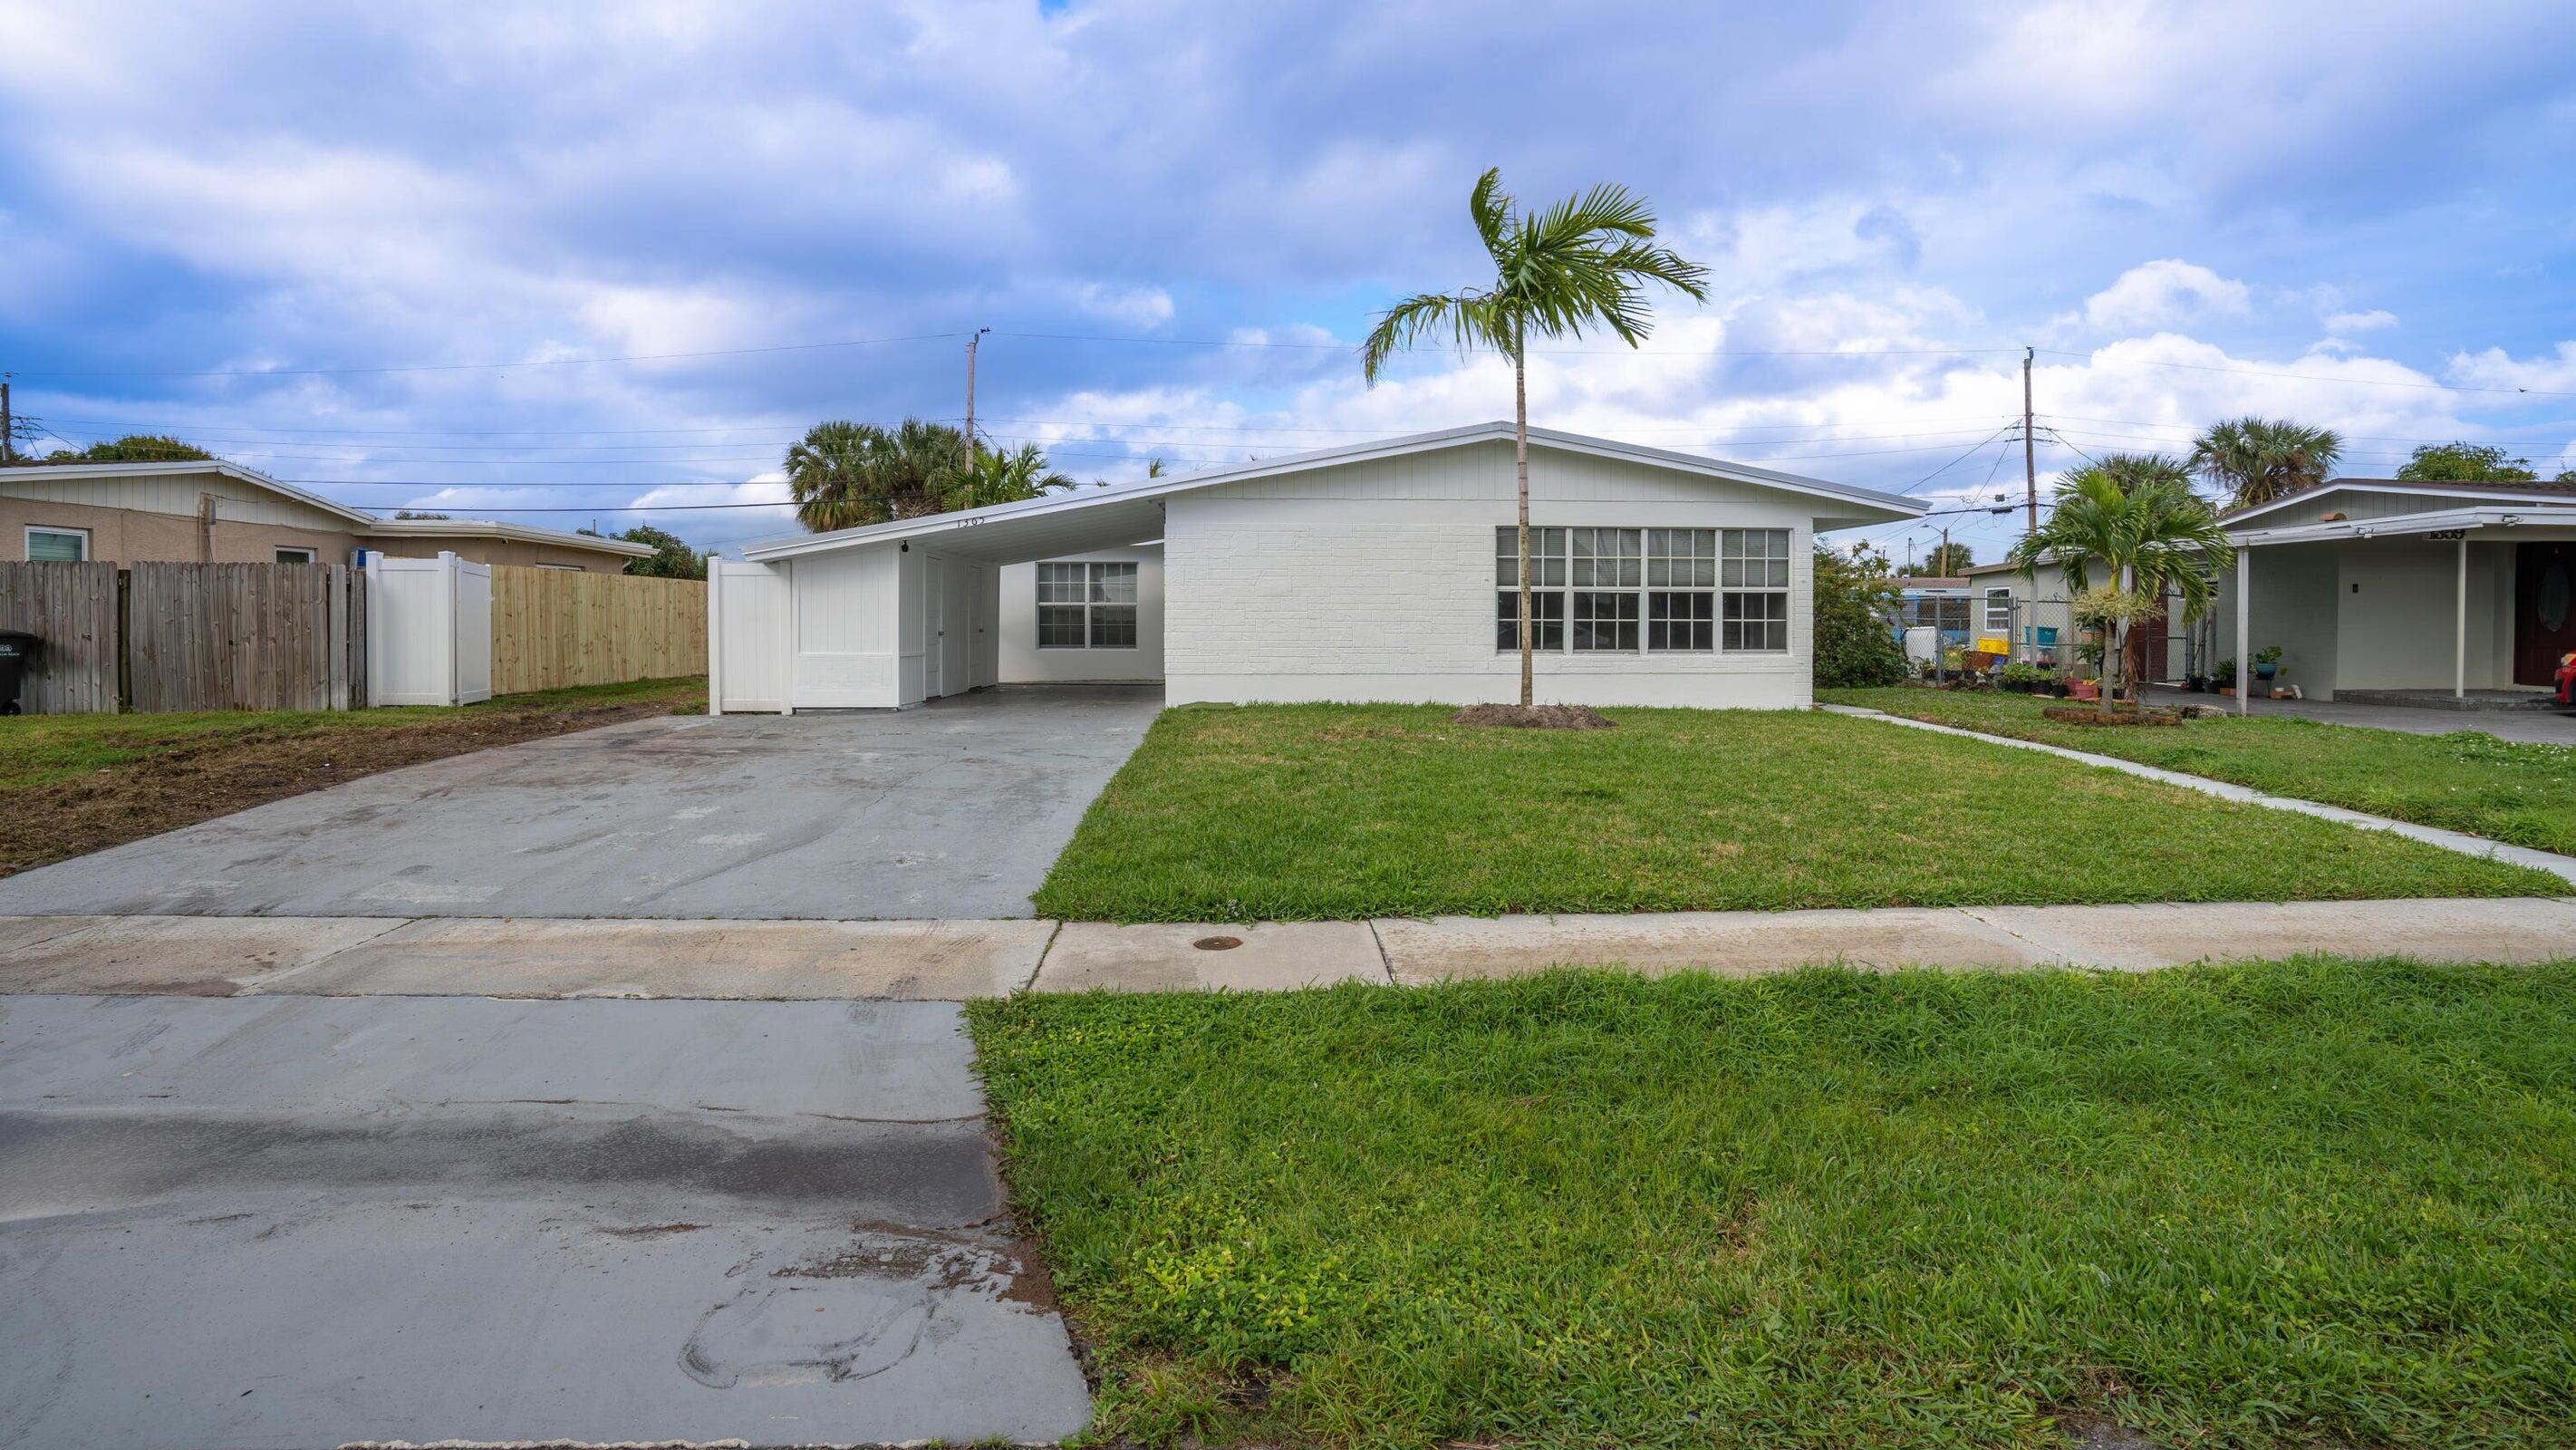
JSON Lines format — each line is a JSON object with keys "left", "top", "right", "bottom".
{"left": 736, "top": 420, "right": 1925, "bottom": 567}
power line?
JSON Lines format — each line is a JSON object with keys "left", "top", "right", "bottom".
{"left": 10, "top": 332, "right": 969, "bottom": 380}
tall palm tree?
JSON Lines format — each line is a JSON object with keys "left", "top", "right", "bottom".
{"left": 782, "top": 418, "right": 973, "bottom": 532}
{"left": 2188, "top": 417, "right": 2342, "bottom": 511}
{"left": 2010, "top": 456, "right": 2229, "bottom": 710}
{"left": 1362, "top": 169, "right": 1707, "bottom": 706}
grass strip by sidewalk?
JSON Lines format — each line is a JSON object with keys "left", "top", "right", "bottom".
{"left": 1823, "top": 686, "right": 2576, "bottom": 856}
{"left": 0, "top": 675, "right": 707, "bottom": 872}
{"left": 1032, "top": 704, "right": 2560, "bottom": 920}
{"left": 970, "top": 959, "right": 2576, "bottom": 1450}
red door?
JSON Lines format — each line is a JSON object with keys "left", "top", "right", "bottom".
{"left": 2515, "top": 543, "right": 2576, "bottom": 686}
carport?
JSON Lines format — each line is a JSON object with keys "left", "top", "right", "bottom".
{"left": 709, "top": 488, "right": 1166, "bottom": 714}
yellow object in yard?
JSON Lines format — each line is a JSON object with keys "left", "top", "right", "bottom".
{"left": 1974, "top": 636, "right": 2010, "bottom": 655}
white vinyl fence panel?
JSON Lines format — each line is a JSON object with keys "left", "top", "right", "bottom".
{"left": 709, "top": 558, "right": 791, "bottom": 713}
{"left": 366, "top": 552, "right": 496, "bottom": 707}
{"left": 453, "top": 558, "right": 492, "bottom": 704}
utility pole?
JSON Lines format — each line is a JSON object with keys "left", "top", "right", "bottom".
{"left": 2021, "top": 346, "right": 2038, "bottom": 535}
{"left": 964, "top": 327, "right": 991, "bottom": 469}
{"left": 2, "top": 373, "right": 14, "bottom": 465}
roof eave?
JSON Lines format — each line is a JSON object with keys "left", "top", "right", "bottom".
{"left": 740, "top": 420, "right": 1923, "bottom": 561}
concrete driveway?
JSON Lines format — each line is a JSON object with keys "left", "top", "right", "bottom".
{"left": 0, "top": 991, "right": 1091, "bottom": 1447}
{"left": 0, "top": 684, "right": 1160, "bottom": 921}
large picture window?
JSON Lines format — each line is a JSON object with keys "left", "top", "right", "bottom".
{"left": 1498, "top": 526, "right": 1785, "bottom": 654}
{"left": 1036, "top": 560, "right": 1138, "bottom": 649}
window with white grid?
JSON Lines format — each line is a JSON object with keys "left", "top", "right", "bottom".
{"left": 1720, "top": 528, "right": 1791, "bottom": 652}
{"left": 1036, "top": 560, "right": 1138, "bottom": 649}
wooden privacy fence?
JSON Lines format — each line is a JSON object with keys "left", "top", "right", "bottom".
{"left": 0, "top": 561, "right": 365, "bottom": 713}
{"left": 488, "top": 566, "right": 705, "bottom": 695}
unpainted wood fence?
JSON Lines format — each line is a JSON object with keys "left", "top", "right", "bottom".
{"left": 489, "top": 566, "right": 706, "bottom": 695}
{"left": 0, "top": 561, "right": 365, "bottom": 713}
{"left": 0, "top": 558, "right": 705, "bottom": 713}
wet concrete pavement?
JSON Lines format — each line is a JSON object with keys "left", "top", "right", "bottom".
{"left": 0, "top": 992, "right": 1093, "bottom": 1448}
{"left": 0, "top": 684, "right": 1161, "bottom": 922}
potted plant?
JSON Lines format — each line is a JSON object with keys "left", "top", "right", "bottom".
{"left": 2253, "top": 645, "right": 2283, "bottom": 683}
{"left": 2212, "top": 657, "right": 2237, "bottom": 696}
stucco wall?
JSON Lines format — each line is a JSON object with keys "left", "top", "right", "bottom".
{"left": 999, "top": 544, "right": 1164, "bottom": 683}
{"left": 2332, "top": 539, "right": 2515, "bottom": 691}
{"left": 1162, "top": 441, "right": 1816, "bottom": 708}
{"left": 0, "top": 497, "right": 365, "bottom": 564}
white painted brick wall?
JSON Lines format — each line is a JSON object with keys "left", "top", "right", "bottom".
{"left": 1166, "top": 486, "right": 1817, "bottom": 708}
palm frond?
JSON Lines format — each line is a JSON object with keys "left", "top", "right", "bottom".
{"left": 1362, "top": 290, "right": 1513, "bottom": 380}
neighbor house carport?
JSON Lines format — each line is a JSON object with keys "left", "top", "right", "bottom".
{"left": 2224, "top": 505, "right": 2576, "bottom": 712}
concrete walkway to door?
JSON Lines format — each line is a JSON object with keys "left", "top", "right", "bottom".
{"left": 0, "top": 685, "right": 1162, "bottom": 922}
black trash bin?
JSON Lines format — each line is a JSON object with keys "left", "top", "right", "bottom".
{"left": 0, "top": 631, "right": 39, "bottom": 716}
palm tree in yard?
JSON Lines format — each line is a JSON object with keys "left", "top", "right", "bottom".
{"left": 2189, "top": 417, "right": 2342, "bottom": 511}
{"left": 953, "top": 442, "right": 1076, "bottom": 511}
{"left": 1362, "top": 169, "right": 1708, "bottom": 707}
{"left": 783, "top": 418, "right": 973, "bottom": 531}
{"left": 2010, "top": 454, "right": 2229, "bottom": 710}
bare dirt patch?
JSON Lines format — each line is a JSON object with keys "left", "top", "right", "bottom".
{"left": 0, "top": 695, "right": 693, "bottom": 876}
{"left": 1451, "top": 702, "right": 1617, "bottom": 730}
{"left": 2041, "top": 704, "right": 2183, "bottom": 728}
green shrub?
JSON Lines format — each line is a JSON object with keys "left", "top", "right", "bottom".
{"left": 1813, "top": 545, "right": 1908, "bottom": 688}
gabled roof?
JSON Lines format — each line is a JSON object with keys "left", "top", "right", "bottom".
{"left": 741, "top": 420, "right": 1924, "bottom": 563}
{"left": 0, "top": 458, "right": 652, "bottom": 556}
{"left": 0, "top": 458, "right": 380, "bottom": 527}
{"left": 2218, "top": 475, "right": 2576, "bottom": 525}
{"left": 367, "top": 517, "right": 655, "bottom": 556}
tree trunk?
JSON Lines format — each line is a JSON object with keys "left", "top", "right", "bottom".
{"left": 1514, "top": 338, "right": 1533, "bottom": 709}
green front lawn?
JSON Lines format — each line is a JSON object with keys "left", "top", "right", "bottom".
{"left": 1031, "top": 705, "right": 2559, "bottom": 920}
{"left": 970, "top": 959, "right": 2576, "bottom": 1449}
{"left": 1821, "top": 687, "right": 2576, "bottom": 856}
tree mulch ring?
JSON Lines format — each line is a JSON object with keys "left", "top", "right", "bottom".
{"left": 1450, "top": 703, "right": 1617, "bottom": 730}
{"left": 2041, "top": 704, "right": 2184, "bottom": 727}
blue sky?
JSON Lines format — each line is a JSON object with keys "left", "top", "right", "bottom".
{"left": 4, "top": 0, "right": 2573, "bottom": 564}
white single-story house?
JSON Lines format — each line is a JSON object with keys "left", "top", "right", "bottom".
{"left": 2207, "top": 477, "right": 2576, "bottom": 705}
{"left": 706, "top": 421, "right": 1921, "bottom": 712}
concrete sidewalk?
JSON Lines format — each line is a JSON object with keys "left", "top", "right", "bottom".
{"left": 5, "top": 897, "right": 2570, "bottom": 1000}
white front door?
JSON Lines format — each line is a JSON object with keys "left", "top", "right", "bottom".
{"left": 942, "top": 557, "right": 973, "bottom": 692}
{"left": 922, "top": 556, "right": 944, "bottom": 698}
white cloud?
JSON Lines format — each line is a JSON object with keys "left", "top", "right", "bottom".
{"left": 1071, "top": 283, "right": 1176, "bottom": 328}
{"left": 2448, "top": 342, "right": 2576, "bottom": 393}
{"left": 2066, "top": 260, "right": 2250, "bottom": 334}
{"left": 2323, "top": 308, "right": 2398, "bottom": 334}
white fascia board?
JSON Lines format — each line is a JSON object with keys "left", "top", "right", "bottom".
{"left": 2218, "top": 481, "right": 2571, "bottom": 527}
{"left": 0, "top": 459, "right": 381, "bottom": 527}
{"left": 741, "top": 421, "right": 1922, "bottom": 562}
{"left": 362, "top": 518, "right": 658, "bottom": 556}
{"left": 2227, "top": 505, "right": 2576, "bottom": 547}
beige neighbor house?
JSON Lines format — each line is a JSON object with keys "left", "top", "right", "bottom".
{"left": 0, "top": 459, "right": 653, "bottom": 571}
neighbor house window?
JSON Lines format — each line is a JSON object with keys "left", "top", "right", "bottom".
{"left": 26, "top": 527, "right": 88, "bottom": 563}
{"left": 1036, "top": 560, "right": 1138, "bottom": 649}
{"left": 1721, "top": 528, "right": 1791, "bottom": 652}
{"left": 1500, "top": 526, "right": 1782, "bottom": 653}
{"left": 275, "top": 546, "right": 316, "bottom": 564}
{"left": 1984, "top": 586, "right": 2012, "bottom": 631}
